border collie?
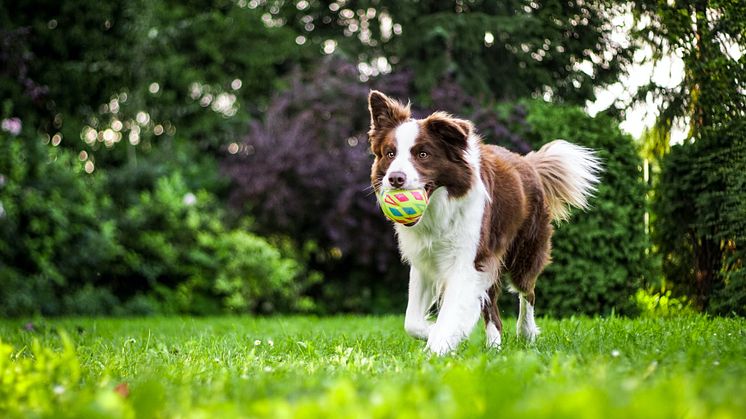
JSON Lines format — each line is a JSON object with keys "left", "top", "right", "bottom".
{"left": 367, "top": 91, "right": 601, "bottom": 355}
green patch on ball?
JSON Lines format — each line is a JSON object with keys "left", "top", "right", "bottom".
{"left": 377, "top": 188, "right": 429, "bottom": 225}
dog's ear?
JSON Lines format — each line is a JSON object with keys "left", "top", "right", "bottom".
{"left": 424, "top": 112, "right": 471, "bottom": 150}
{"left": 368, "top": 90, "right": 410, "bottom": 132}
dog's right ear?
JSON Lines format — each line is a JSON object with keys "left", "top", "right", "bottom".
{"left": 368, "top": 90, "right": 410, "bottom": 132}
{"left": 424, "top": 112, "right": 472, "bottom": 163}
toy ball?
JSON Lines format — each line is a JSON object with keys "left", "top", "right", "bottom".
{"left": 377, "top": 188, "right": 429, "bottom": 225}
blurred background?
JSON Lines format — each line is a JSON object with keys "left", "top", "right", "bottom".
{"left": 0, "top": 0, "right": 743, "bottom": 317}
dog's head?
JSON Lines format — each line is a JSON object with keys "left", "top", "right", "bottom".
{"left": 368, "top": 90, "right": 475, "bottom": 198}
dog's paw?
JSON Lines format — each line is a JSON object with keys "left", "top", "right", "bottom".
{"left": 404, "top": 322, "right": 432, "bottom": 341}
{"left": 425, "top": 329, "right": 460, "bottom": 356}
{"left": 516, "top": 321, "right": 540, "bottom": 343}
{"left": 485, "top": 323, "right": 502, "bottom": 349}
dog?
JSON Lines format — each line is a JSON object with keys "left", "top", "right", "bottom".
{"left": 367, "top": 91, "right": 602, "bottom": 355}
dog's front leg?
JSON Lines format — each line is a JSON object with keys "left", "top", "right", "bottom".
{"left": 425, "top": 268, "right": 483, "bottom": 355}
{"left": 404, "top": 267, "right": 434, "bottom": 340}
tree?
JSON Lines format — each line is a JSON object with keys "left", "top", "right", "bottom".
{"left": 631, "top": 0, "right": 745, "bottom": 137}
{"left": 0, "top": 0, "right": 303, "bottom": 169}
{"left": 0, "top": 0, "right": 312, "bottom": 315}
{"left": 273, "top": 0, "right": 632, "bottom": 105}
{"left": 632, "top": 0, "right": 746, "bottom": 313}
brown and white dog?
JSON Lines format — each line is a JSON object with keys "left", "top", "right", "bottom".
{"left": 368, "top": 91, "right": 602, "bottom": 355}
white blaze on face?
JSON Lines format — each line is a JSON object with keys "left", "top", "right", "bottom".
{"left": 384, "top": 120, "right": 421, "bottom": 190}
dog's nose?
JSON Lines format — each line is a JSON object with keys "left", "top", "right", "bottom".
{"left": 388, "top": 171, "right": 406, "bottom": 188}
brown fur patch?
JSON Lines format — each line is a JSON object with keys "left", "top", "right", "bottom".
{"left": 413, "top": 114, "right": 474, "bottom": 198}
{"left": 369, "top": 129, "right": 397, "bottom": 190}
{"left": 474, "top": 145, "right": 527, "bottom": 271}
{"left": 368, "top": 90, "right": 410, "bottom": 145}
{"left": 481, "top": 283, "right": 503, "bottom": 334}
{"left": 478, "top": 144, "right": 553, "bottom": 290}
{"left": 476, "top": 144, "right": 553, "bottom": 324}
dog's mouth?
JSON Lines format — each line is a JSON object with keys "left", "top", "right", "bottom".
{"left": 424, "top": 183, "right": 435, "bottom": 197}
{"left": 378, "top": 181, "right": 434, "bottom": 197}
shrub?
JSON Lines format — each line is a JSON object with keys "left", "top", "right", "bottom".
{"left": 116, "top": 172, "right": 307, "bottom": 314}
{"left": 199, "top": 230, "right": 306, "bottom": 313}
{"left": 634, "top": 288, "right": 693, "bottom": 317}
{"left": 0, "top": 128, "right": 308, "bottom": 316}
{"left": 511, "top": 101, "right": 650, "bottom": 316}
{"left": 653, "top": 119, "right": 746, "bottom": 315}
{"left": 0, "top": 130, "right": 121, "bottom": 316}
{"left": 222, "top": 59, "right": 405, "bottom": 313}
{"left": 62, "top": 285, "right": 121, "bottom": 316}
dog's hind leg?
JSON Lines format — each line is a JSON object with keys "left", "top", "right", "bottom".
{"left": 507, "top": 223, "right": 551, "bottom": 343}
{"left": 517, "top": 291, "right": 540, "bottom": 342}
{"left": 481, "top": 283, "right": 503, "bottom": 348}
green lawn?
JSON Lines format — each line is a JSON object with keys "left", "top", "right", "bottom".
{"left": 1, "top": 315, "right": 744, "bottom": 418}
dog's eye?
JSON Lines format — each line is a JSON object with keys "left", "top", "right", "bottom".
{"left": 386, "top": 151, "right": 396, "bottom": 159}
{"left": 418, "top": 151, "right": 429, "bottom": 159}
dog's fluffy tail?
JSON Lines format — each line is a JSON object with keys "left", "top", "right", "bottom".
{"left": 524, "top": 140, "right": 602, "bottom": 222}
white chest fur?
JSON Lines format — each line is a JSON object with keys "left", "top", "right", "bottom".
{"left": 395, "top": 185, "right": 486, "bottom": 285}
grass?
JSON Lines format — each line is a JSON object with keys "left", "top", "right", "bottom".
{"left": 0, "top": 315, "right": 744, "bottom": 418}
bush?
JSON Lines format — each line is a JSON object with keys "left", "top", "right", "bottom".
{"left": 634, "top": 288, "right": 693, "bottom": 317}
{"left": 62, "top": 284, "right": 121, "bottom": 316}
{"left": 200, "top": 230, "right": 306, "bottom": 313}
{"left": 653, "top": 119, "right": 746, "bottom": 315}
{"left": 222, "top": 59, "right": 405, "bottom": 313}
{"left": 511, "top": 101, "right": 650, "bottom": 316}
{"left": 0, "top": 130, "right": 121, "bottom": 316}
{"left": 116, "top": 172, "right": 308, "bottom": 314}
{"left": 0, "top": 127, "right": 309, "bottom": 316}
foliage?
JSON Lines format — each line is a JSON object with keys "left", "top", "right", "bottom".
{"left": 196, "top": 229, "right": 309, "bottom": 314}
{"left": 0, "top": 333, "right": 82, "bottom": 417}
{"left": 0, "top": 131, "right": 121, "bottom": 316}
{"left": 653, "top": 119, "right": 746, "bottom": 315}
{"left": 0, "top": 0, "right": 303, "bottom": 165}
{"left": 115, "top": 172, "right": 308, "bottom": 315}
{"left": 0, "top": 129, "right": 307, "bottom": 316}
{"left": 1, "top": 0, "right": 315, "bottom": 316}
{"left": 634, "top": 288, "right": 693, "bottom": 317}
{"left": 276, "top": 0, "right": 632, "bottom": 106}
{"left": 222, "top": 58, "right": 401, "bottom": 313}
{"left": 1, "top": 315, "right": 745, "bottom": 418}
{"left": 631, "top": 0, "right": 746, "bottom": 137}
{"left": 515, "top": 101, "right": 650, "bottom": 316}
{"left": 631, "top": 1, "right": 746, "bottom": 315}
{"left": 2, "top": 0, "right": 717, "bottom": 317}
